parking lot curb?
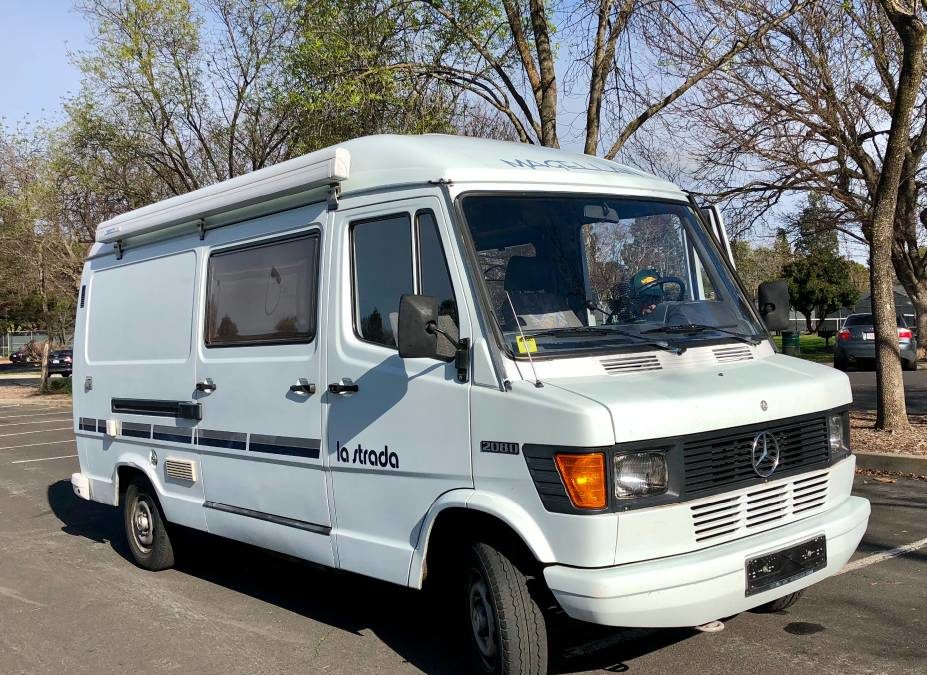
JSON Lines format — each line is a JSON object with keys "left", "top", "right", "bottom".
{"left": 855, "top": 451, "right": 927, "bottom": 476}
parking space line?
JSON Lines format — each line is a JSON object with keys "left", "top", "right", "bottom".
{"left": 0, "top": 427, "right": 72, "bottom": 438}
{"left": 838, "top": 537, "right": 927, "bottom": 575}
{"left": 0, "top": 439, "right": 75, "bottom": 451}
{"left": 0, "top": 418, "right": 78, "bottom": 427}
{"left": 9, "top": 454, "right": 78, "bottom": 464}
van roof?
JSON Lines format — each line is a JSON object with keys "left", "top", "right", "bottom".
{"left": 94, "top": 134, "right": 684, "bottom": 245}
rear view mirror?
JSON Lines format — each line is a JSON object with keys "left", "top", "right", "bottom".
{"left": 398, "top": 294, "right": 438, "bottom": 359}
{"left": 757, "top": 280, "right": 790, "bottom": 331}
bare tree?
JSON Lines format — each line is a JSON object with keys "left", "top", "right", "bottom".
{"left": 676, "top": 0, "right": 927, "bottom": 430}
{"left": 399, "top": 0, "right": 809, "bottom": 157}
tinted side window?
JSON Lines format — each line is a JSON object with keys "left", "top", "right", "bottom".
{"left": 353, "top": 214, "right": 413, "bottom": 348}
{"left": 205, "top": 234, "right": 319, "bottom": 347}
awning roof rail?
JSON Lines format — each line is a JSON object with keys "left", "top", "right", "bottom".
{"left": 95, "top": 146, "right": 350, "bottom": 244}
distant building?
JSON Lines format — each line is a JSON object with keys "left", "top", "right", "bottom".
{"left": 788, "top": 285, "right": 915, "bottom": 333}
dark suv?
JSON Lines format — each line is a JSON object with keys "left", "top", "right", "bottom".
{"left": 47, "top": 349, "right": 73, "bottom": 377}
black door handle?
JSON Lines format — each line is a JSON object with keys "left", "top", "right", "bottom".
{"left": 289, "top": 382, "right": 317, "bottom": 395}
{"left": 328, "top": 383, "right": 359, "bottom": 394}
{"left": 196, "top": 379, "right": 217, "bottom": 393}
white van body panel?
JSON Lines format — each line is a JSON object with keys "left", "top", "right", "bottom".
{"left": 72, "top": 134, "right": 869, "bottom": 630}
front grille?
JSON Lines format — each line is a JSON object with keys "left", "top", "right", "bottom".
{"left": 691, "top": 470, "right": 829, "bottom": 543}
{"left": 683, "top": 417, "right": 829, "bottom": 497}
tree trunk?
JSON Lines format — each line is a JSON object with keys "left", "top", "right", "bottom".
{"left": 39, "top": 341, "right": 49, "bottom": 392}
{"left": 869, "top": 3, "right": 926, "bottom": 431}
{"left": 804, "top": 313, "right": 813, "bottom": 333}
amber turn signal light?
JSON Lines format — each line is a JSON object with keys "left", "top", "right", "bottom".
{"left": 554, "top": 453, "right": 607, "bottom": 509}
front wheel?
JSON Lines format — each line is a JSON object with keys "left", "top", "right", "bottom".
{"left": 753, "top": 590, "right": 803, "bottom": 613}
{"left": 123, "top": 478, "right": 175, "bottom": 571}
{"left": 467, "top": 542, "right": 548, "bottom": 675}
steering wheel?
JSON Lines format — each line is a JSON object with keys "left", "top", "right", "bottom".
{"left": 636, "top": 275, "right": 687, "bottom": 302}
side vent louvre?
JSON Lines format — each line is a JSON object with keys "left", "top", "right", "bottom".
{"left": 713, "top": 345, "right": 753, "bottom": 363}
{"left": 600, "top": 354, "right": 662, "bottom": 375}
{"left": 164, "top": 458, "right": 197, "bottom": 483}
{"left": 79, "top": 285, "right": 87, "bottom": 308}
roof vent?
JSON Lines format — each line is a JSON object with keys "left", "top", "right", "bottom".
{"left": 713, "top": 345, "right": 753, "bottom": 363}
{"left": 600, "top": 354, "right": 662, "bottom": 374}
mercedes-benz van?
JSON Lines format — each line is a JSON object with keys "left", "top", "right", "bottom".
{"left": 70, "top": 134, "right": 869, "bottom": 675}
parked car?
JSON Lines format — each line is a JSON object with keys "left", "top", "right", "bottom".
{"left": 8, "top": 349, "right": 37, "bottom": 365}
{"left": 47, "top": 348, "right": 73, "bottom": 377}
{"left": 834, "top": 313, "right": 917, "bottom": 371}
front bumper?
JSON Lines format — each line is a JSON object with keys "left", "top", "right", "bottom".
{"left": 544, "top": 495, "right": 870, "bottom": 627}
{"left": 71, "top": 472, "right": 91, "bottom": 501}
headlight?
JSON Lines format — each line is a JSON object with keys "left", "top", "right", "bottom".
{"left": 614, "top": 451, "right": 668, "bottom": 499}
{"left": 828, "top": 414, "right": 850, "bottom": 459}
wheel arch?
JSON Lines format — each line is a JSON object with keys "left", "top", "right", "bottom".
{"left": 408, "top": 489, "right": 556, "bottom": 589}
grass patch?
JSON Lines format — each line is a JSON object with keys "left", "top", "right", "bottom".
{"left": 772, "top": 333, "right": 834, "bottom": 364}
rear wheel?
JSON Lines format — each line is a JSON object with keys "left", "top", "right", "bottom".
{"left": 467, "top": 541, "right": 548, "bottom": 675}
{"left": 123, "top": 478, "right": 175, "bottom": 571}
{"left": 903, "top": 358, "right": 918, "bottom": 372}
{"left": 753, "top": 590, "right": 803, "bottom": 613}
{"left": 833, "top": 357, "right": 847, "bottom": 371}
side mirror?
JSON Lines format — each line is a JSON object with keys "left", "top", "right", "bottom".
{"left": 398, "top": 294, "right": 438, "bottom": 359}
{"left": 757, "top": 280, "right": 790, "bottom": 331}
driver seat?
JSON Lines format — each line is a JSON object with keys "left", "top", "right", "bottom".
{"left": 502, "top": 256, "right": 582, "bottom": 330}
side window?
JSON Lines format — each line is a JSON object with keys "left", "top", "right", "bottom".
{"left": 205, "top": 234, "right": 319, "bottom": 347}
{"left": 353, "top": 214, "right": 413, "bottom": 348}
{"left": 417, "top": 210, "right": 459, "bottom": 356}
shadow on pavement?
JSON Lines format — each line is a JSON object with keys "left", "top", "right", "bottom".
{"left": 46, "top": 479, "right": 694, "bottom": 674}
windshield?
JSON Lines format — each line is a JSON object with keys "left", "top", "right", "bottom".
{"left": 459, "top": 194, "right": 765, "bottom": 356}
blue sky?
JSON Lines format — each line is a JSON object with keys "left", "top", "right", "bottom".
{"left": 0, "top": 1, "right": 87, "bottom": 125}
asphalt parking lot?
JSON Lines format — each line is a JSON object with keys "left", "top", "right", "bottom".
{"left": 848, "top": 368, "right": 927, "bottom": 415}
{"left": 0, "top": 402, "right": 924, "bottom": 675}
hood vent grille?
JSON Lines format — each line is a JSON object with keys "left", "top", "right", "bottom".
{"left": 713, "top": 345, "right": 754, "bottom": 363}
{"left": 600, "top": 354, "right": 662, "bottom": 375}
{"left": 164, "top": 458, "right": 197, "bottom": 483}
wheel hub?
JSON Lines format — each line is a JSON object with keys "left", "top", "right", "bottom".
{"left": 468, "top": 573, "right": 497, "bottom": 663}
{"left": 132, "top": 499, "right": 154, "bottom": 552}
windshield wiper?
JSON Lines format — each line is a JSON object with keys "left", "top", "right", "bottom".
{"left": 524, "top": 326, "right": 687, "bottom": 355}
{"left": 641, "top": 323, "right": 762, "bottom": 346}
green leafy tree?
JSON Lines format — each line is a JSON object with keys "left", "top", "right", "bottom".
{"left": 783, "top": 252, "right": 860, "bottom": 333}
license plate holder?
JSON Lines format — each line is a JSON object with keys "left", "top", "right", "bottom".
{"left": 745, "top": 535, "right": 827, "bottom": 596}
{"left": 863, "top": 332, "right": 875, "bottom": 340}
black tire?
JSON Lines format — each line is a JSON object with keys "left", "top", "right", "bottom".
{"left": 753, "top": 590, "right": 803, "bottom": 613}
{"left": 123, "top": 478, "right": 175, "bottom": 571}
{"left": 833, "top": 358, "right": 847, "bottom": 371}
{"left": 466, "top": 541, "right": 548, "bottom": 675}
{"left": 903, "top": 359, "right": 918, "bottom": 372}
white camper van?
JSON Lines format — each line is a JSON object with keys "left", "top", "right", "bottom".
{"left": 71, "top": 135, "right": 869, "bottom": 675}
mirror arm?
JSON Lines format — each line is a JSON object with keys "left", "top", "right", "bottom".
{"left": 427, "top": 322, "right": 470, "bottom": 383}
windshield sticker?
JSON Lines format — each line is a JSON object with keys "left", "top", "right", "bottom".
{"left": 336, "top": 441, "right": 399, "bottom": 469}
{"left": 516, "top": 335, "right": 538, "bottom": 354}
{"left": 481, "top": 441, "right": 520, "bottom": 455}
{"left": 500, "top": 158, "right": 631, "bottom": 174}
